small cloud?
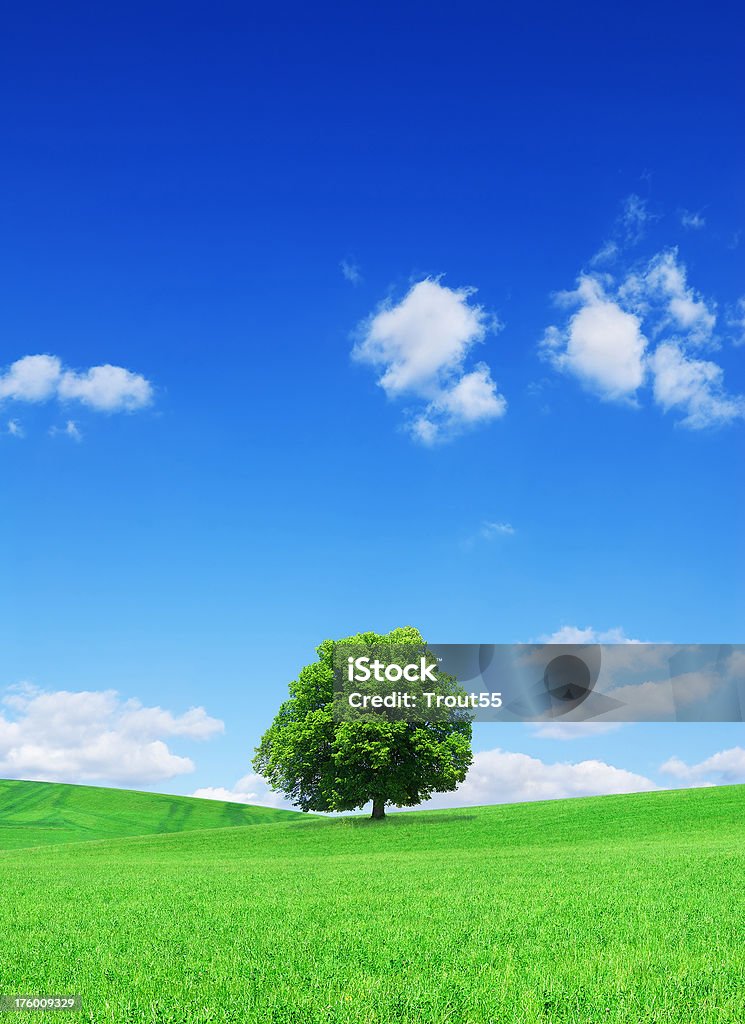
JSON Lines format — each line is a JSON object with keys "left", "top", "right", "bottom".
{"left": 525, "top": 377, "right": 554, "bottom": 414}
{"left": 588, "top": 195, "right": 655, "bottom": 266}
{"left": 354, "top": 278, "right": 489, "bottom": 396}
{"left": 353, "top": 277, "right": 506, "bottom": 444}
{"left": 680, "top": 209, "right": 706, "bottom": 230}
{"left": 58, "top": 365, "right": 152, "bottom": 411}
{"left": 620, "top": 194, "right": 652, "bottom": 244}
{"left": 6, "top": 419, "right": 24, "bottom": 438}
{"left": 192, "top": 773, "right": 293, "bottom": 809}
{"left": 539, "top": 277, "right": 648, "bottom": 402}
{"left": 530, "top": 722, "right": 623, "bottom": 740}
{"left": 660, "top": 747, "right": 745, "bottom": 785}
{"left": 412, "top": 364, "right": 507, "bottom": 445}
{"left": 0, "top": 354, "right": 153, "bottom": 413}
{"left": 481, "top": 521, "right": 515, "bottom": 539}
{"left": 589, "top": 239, "right": 619, "bottom": 266}
{"left": 639, "top": 249, "right": 716, "bottom": 346}
{"left": 461, "top": 519, "right": 515, "bottom": 551}
{"left": 50, "top": 420, "right": 83, "bottom": 442}
{"left": 340, "top": 259, "right": 362, "bottom": 285}
{"left": 728, "top": 297, "right": 745, "bottom": 347}
{"left": 650, "top": 342, "right": 745, "bottom": 428}
{"left": 0, "top": 354, "right": 61, "bottom": 402}
{"left": 538, "top": 625, "right": 641, "bottom": 644}
{"left": 525, "top": 377, "right": 552, "bottom": 397}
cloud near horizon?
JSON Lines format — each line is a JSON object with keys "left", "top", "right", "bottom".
{"left": 661, "top": 746, "right": 745, "bottom": 785}
{"left": 192, "top": 773, "right": 292, "bottom": 809}
{"left": 0, "top": 685, "right": 223, "bottom": 786}
{"left": 529, "top": 722, "right": 624, "bottom": 740}
{"left": 195, "top": 743, "right": 658, "bottom": 815}
{"left": 191, "top": 739, "right": 745, "bottom": 814}
{"left": 538, "top": 625, "right": 641, "bottom": 644}
{"left": 419, "top": 747, "right": 658, "bottom": 809}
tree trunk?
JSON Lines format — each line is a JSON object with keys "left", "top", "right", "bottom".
{"left": 371, "top": 797, "right": 386, "bottom": 819}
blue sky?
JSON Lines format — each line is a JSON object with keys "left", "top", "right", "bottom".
{"left": 1, "top": 2, "right": 743, "bottom": 808}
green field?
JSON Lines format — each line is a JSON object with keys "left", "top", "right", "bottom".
{"left": 0, "top": 779, "right": 300, "bottom": 849}
{"left": 1, "top": 781, "right": 744, "bottom": 1023}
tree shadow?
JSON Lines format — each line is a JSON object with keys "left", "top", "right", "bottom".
{"left": 340, "top": 811, "right": 477, "bottom": 827}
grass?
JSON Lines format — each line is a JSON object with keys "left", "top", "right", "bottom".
{"left": 0, "top": 779, "right": 300, "bottom": 848}
{"left": 1, "top": 782, "right": 744, "bottom": 1022}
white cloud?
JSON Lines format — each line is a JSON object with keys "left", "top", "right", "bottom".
{"left": 596, "top": 644, "right": 673, "bottom": 678}
{"left": 6, "top": 419, "right": 24, "bottom": 438}
{"left": 620, "top": 194, "right": 651, "bottom": 244}
{"left": 660, "top": 746, "right": 745, "bottom": 785}
{"left": 412, "top": 364, "right": 507, "bottom": 444}
{"left": 530, "top": 631, "right": 722, "bottom": 718}
{"left": 540, "top": 277, "right": 647, "bottom": 401}
{"left": 728, "top": 297, "right": 745, "bottom": 347}
{"left": 58, "top": 364, "right": 153, "bottom": 411}
{"left": 0, "top": 354, "right": 153, "bottom": 413}
{"left": 538, "top": 625, "right": 641, "bottom": 645}
{"left": 192, "top": 773, "right": 292, "bottom": 809}
{"left": 605, "top": 679, "right": 677, "bottom": 717}
{"left": 340, "top": 259, "right": 361, "bottom": 285}
{"left": 650, "top": 342, "right": 745, "bottom": 428}
{"left": 589, "top": 240, "right": 619, "bottom": 266}
{"left": 409, "top": 415, "right": 439, "bottom": 445}
{"left": 725, "top": 648, "right": 745, "bottom": 680}
{"left": 0, "top": 354, "right": 62, "bottom": 401}
{"left": 353, "top": 278, "right": 506, "bottom": 443}
{"left": 481, "top": 521, "right": 515, "bottom": 539}
{"left": 605, "top": 667, "right": 720, "bottom": 721}
{"left": 420, "top": 746, "right": 657, "bottom": 808}
{"left": 680, "top": 210, "right": 706, "bottom": 230}
{"left": 0, "top": 685, "right": 223, "bottom": 786}
{"left": 50, "top": 420, "right": 83, "bottom": 442}
{"left": 460, "top": 518, "right": 515, "bottom": 551}
{"left": 642, "top": 250, "right": 716, "bottom": 345}
{"left": 355, "top": 278, "right": 488, "bottom": 395}
{"left": 588, "top": 194, "right": 653, "bottom": 266}
{"left": 114, "top": 703, "right": 224, "bottom": 740}
{"left": 201, "top": 744, "right": 655, "bottom": 814}
{"left": 433, "top": 364, "right": 507, "bottom": 423}
{"left": 530, "top": 722, "right": 623, "bottom": 740}
{"left": 525, "top": 634, "right": 730, "bottom": 721}
{"left": 541, "top": 236, "right": 743, "bottom": 428}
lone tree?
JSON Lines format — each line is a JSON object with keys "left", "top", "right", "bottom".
{"left": 253, "top": 626, "right": 472, "bottom": 819}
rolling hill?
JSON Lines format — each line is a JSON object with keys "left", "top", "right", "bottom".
{"left": 0, "top": 782, "right": 743, "bottom": 1022}
{"left": 0, "top": 778, "right": 301, "bottom": 849}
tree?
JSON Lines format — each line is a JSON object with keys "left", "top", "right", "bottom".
{"left": 252, "top": 626, "right": 472, "bottom": 819}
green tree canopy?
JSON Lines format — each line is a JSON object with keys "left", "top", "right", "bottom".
{"left": 252, "top": 626, "right": 472, "bottom": 819}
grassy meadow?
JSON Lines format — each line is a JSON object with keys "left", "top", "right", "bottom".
{"left": 1, "top": 781, "right": 744, "bottom": 1022}
{"left": 0, "top": 779, "right": 299, "bottom": 849}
